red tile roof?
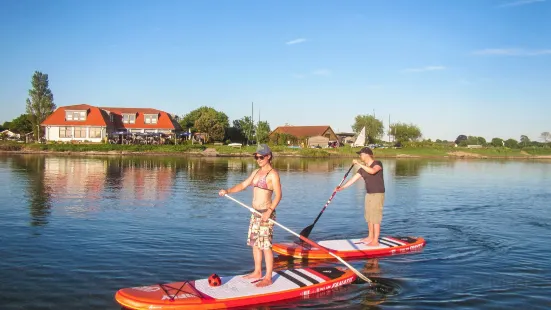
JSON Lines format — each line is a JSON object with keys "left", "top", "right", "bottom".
{"left": 100, "top": 107, "right": 179, "bottom": 130}
{"left": 41, "top": 104, "right": 110, "bottom": 127}
{"left": 41, "top": 104, "right": 182, "bottom": 131}
{"left": 270, "top": 126, "right": 334, "bottom": 138}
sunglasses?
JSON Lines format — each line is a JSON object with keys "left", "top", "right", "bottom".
{"left": 254, "top": 155, "right": 266, "bottom": 160}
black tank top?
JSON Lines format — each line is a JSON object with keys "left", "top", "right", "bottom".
{"left": 358, "top": 161, "right": 385, "bottom": 193}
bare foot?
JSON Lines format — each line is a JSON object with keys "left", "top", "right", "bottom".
{"left": 367, "top": 240, "right": 379, "bottom": 246}
{"left": 255, "top": 277, "right": 273, "bottom": 287}
{"left": 360, "top": 237, "right": 373, "bottom": 244}
{"left": 242, "top": 272, "right": 262, "bottom": 280}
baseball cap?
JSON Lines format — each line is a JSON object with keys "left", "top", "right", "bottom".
{"left": 356, "top": 147, "right": 373, "bottom": 155}
{"left": 254, "top": 144, "right": 272, "bottom": 156}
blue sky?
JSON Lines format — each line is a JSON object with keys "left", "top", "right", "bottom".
{"left": 1, "top": 0, "right": 550, "bottom": 141}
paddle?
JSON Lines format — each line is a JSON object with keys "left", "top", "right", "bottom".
{"left": 298, "top": 164, "right": 355, "bottom": 239}
{"left": 224, "top": 194, "right": 372, "bottom": 284}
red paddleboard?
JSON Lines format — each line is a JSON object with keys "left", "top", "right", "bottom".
{"left": 115, "top": 266, "right": 356, "bottom": 309}
{"left": 273, "top": 236, "right": 426, "bottom": 259}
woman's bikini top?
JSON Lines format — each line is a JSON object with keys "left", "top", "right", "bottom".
{"left": 252, "top": 168, "right": 273, "bottom": 191}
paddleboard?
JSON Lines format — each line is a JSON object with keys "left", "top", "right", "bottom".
{"left": 273, "top": 236, "right": 426, "bottom": 259}
{"left": 115, "top": 266, "right": 356, "bottom": 309}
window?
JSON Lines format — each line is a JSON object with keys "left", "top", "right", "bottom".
{"left": 74, "top": 127, "right": 87, "bottom": 138}
{"left": 144, "top": 114, "right": 158, "bottom": 124}
{"left": 123, "top": 113, "right": 136, "bottom": 124}
{"left": 144, "top": 129, "right": 156, "bottom": 133}
{"left": 89, "top": 128, "right": 102, "bottom": 138}
{"left": 65, "top": 111, "right": 86, "bottom": 121}
{"left": 59, "top": 127, "right": 72, "bottom": 138}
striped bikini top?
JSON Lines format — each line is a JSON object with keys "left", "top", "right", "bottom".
{"left": 252, "top": 168, "right": 273, "bottom": 191}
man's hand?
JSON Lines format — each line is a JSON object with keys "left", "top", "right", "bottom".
{"left": 218, "top": 189, "right": 227, "bottom": 196}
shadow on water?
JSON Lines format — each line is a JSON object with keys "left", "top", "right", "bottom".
{"left": 9, "top": 155, "right": 52, "bottom": 227}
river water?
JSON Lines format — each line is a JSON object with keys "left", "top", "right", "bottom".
{"left": 0, "top": 154, "right": 550, "bottom": 309}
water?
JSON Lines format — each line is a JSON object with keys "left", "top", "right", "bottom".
{"left": 0, "top": 154, "right": 550, "bottom": 309}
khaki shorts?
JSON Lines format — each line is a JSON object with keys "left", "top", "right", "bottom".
{"left": 364, "top": 193, "right": 385, "bottom": 224}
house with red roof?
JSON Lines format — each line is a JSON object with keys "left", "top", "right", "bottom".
{"left": 41, "top": 104, "right": 182, "bottom": 142}
{"left": 268, "top": 125, "right": 338, "bottom": 147}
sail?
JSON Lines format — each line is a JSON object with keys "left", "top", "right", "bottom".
{"left": 352, "top": 126, "right": 366, "bottom": 147}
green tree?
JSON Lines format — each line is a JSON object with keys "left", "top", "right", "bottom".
{"left": 389, "top": 122, "right": 422, "bottom": 143}
{"left": 238, "top": 116, "right": 255, "bottom": 144}
{"left": 26, "top": 71, "right": 56, "bottom": 139}
{"left": 256, "top": 121, "right": 271, "bottom": 143}
{"left": 477, "top": 137, "right": 487, "bottom": 146}
{"left": 194, "top": 111, "right": 225, "bottom": 142}
{"left": 180, "top": 106, "right": 229, "bottom": 132}
{"left": 491, "top": 137, "right": 504, "bottom": 147}
{"left": 539, "top": 132, "right": 550, "bottom": 143}
{"left": 2, "top": 121, "right": 12, "bottom": 130}
{"left": 504, "top": 138, "right": 518, "bottom": 148}
{"left": 8, "top": 114, "right": 33, "bottom": 134}
{"left": 520, "top": 135, "right": 530, "bottom": 147}
{"left": 351, "top": 114, "right": 384, "bottom": 144}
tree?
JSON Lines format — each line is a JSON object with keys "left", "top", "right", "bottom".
{"left": 455, "top": 135, "right": 467, "bottom": 145}
{"left": 256, "top": 121, "right": 271, "bottom": 143}
{"left": 351, "top": 114, "right": 384, "bottom": 144}
{"left": 180, "top": 106, "right": 229, "bottom": 132}
{"left": 504, "top": 138, "right": 518, "bottom": 148}
{"left": 520, "top": 135, "right": 530, "bottom": 147}
{"left": 491, "top": 137, "right": 504, "bottom": 147}
{"left": 8, "top": 114, "right": 33, "bottom": 133}
{"left": 26, "top": 71, "right": 55, "bottom": 140}
{"left": 476, "top": 137, "right": 487, "bottom": 146}
{"left": 540, "top": 132, "right": 550, "bottom": 143}
{"left": 238, "top": 116, "right": 255, "bottom": 145}
{"left": 194, "top": 111, "right": 225, "bottom": 142}
{"left": 389, "top": 122, "right": 422, "bottom": 143}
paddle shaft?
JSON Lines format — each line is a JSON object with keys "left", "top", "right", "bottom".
{"left": 224, "top": 194, "right": 372, "bottom": 283}
{"left": 310, "top": 164, "right": 355, "bottom": 227}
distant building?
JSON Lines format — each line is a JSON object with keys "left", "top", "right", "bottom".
{"left": 41, "top": 104, "right": 182, "bottom": 142}
{"left": 268, "top": 125, "right": 338, "bottom": 146}
{"left": 0, "top": 130, "right": 21, "bottom": 139}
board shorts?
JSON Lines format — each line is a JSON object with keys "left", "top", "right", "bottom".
{"left": 247, "top": 209, "right": 276, "bottom": 250}
{"left": 364, "top": 193, "right": 385, "bottom": 224}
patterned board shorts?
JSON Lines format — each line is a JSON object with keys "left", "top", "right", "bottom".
{"left": 247, "top": 210, "right": 276, "bottom": 250}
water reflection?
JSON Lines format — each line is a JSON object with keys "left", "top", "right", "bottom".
{"left": 394, "top": 159, "right": 427, "bottom": 177}
{"left": 10, "top": 155, "right": 53, "bottom": 227}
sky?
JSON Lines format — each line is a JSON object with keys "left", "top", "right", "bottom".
{"left": 1, "top": 0, "right": 550, "bottom": 142}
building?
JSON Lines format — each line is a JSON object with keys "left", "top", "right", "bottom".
{"left": 40, "top": 104, "right": 182, "bottom": 143}
{"left": 268, "top": 125, "right": 338, "bottom": 147}
{"left": 0, "top": 129, "right": 21, "bottom": 140}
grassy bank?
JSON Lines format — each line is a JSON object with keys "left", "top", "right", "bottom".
{"left": 2, "top": 141, "right": 551, "bottom": 159}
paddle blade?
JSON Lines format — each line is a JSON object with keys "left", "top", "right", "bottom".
{"left": 298, "top": 224, "right": 314, "bottom": 238}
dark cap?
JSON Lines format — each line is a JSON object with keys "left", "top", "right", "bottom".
{"left": 356, "top": 147, "right": 373, "bottom": 155}
{"left": 254, "top": 144, "right": 272, "bottom": 156}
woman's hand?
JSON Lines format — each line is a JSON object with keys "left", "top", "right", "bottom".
{"left": 261, "top": 209, "right": 273, "bottom": 223}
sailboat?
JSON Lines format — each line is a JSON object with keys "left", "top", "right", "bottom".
{"left": 352, "top": 126, "right": 366, "bottom": 147}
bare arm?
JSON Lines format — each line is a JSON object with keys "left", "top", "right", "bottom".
{"left": 353, "top": 160, "right": 382, "bottom": 175}
{"left": 268, "top": 171, "right": 282, "bottom": 211}
{"left": 336, "top": 172, "right": 362, "bottom": 191}
{"left": 218, "top": 169, "right": 258, "bottom": 196}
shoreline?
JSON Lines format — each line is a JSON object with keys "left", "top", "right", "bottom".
{"left": 2, "top": 148, "right": 551, "bottom": 160}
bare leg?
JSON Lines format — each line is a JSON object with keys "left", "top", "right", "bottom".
{"left": 255, "top": 249, "right": 274, "bottom": 287}
{"left": 367, "top": 223, "right": 380, "bottom": 246}
{"left": 360, "top": 223, "right": 374, "bottom": 244}
{"left": 243, "top": 247, "right": 263, "bottom": 280}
